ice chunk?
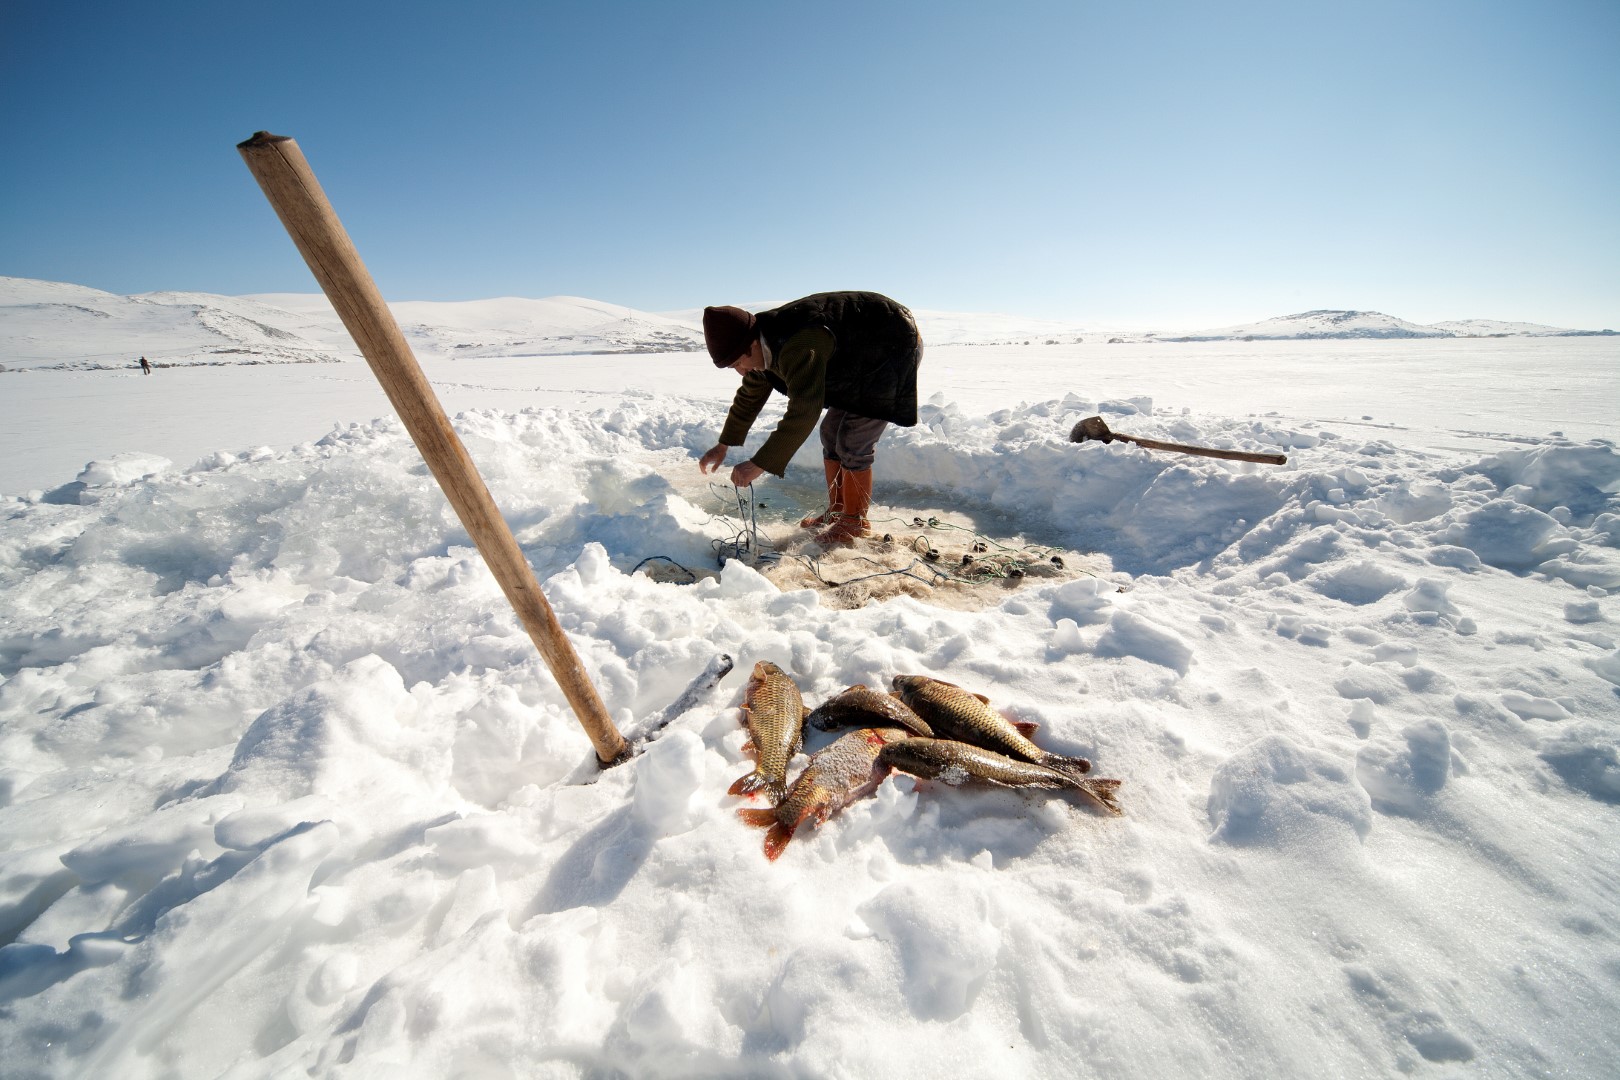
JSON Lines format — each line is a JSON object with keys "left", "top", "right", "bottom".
{"left": 1048, "top": 576, "right": 1115, "bottom": 625}
{"left": 1333, "top": 664, "right": 1406, "bottom": 704}
{"left": 61, "top": 797, "right": 239, "bottom": 885}
{"left": 1442, "top": 499, "right": 1567, "bottom": 572}
{"left": 715, "top": 556, "right": 779, "bottom": 598}
{"left": 1498, "top": 691, "right": 1572, "bottom": 722}
{"left": 75, "top": 452, "right": 173, "bottom": 487}
{"left": 1094, "top": 610, "right": 1193, "bottom": 674}
{"left": 1207, "top": 735, "right": 1371, "bottom": 849}
{"left": 214, "top": 797, "right": 341, "bottom": 851}
{"left": 1564, "top": 598, "right": 1604, "bottom": 624}
{"left": 1587, "top": 650, "right": 1620, "bottom": 687}
{"left": 1469, "top": 443, "right": 1620, "bottom": 520}
{"left": 1538, "top": 724, "right": 1620, "bottom": 803}
{"left": 1050, "top": 618, "right": 1085, "bottom": 654}
{"left": 630, "top": 728, "right": 706, "bottom": 837}
{"left": 1310, "top": 561, "right": 1407, "bottom": 605}
{"left": 1356, "top": 719, "right": 1455, "bottom": 815}
{"left": 212, "top": 655, "right": 449, "bottom": 808}
{"left": 1403, "top": 579, "right": 1459, "bottom": 617}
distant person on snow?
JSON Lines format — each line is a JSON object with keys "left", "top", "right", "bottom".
{"left": 138, "top": 356, "right": 151, "bottom": 375}
{"left": 698, "top": 292, "right": 923, "bottom": 546}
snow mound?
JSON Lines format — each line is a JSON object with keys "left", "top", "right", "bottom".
{"left": 2, "top": 389, "right": 1619, "bottom": 1077}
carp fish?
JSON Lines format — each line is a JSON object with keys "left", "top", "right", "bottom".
{"left": 739, "top": 727, "right": 912, "bottom": 860}
{"left": 879, "top": 737, "right": 1123, "bottom": 815}
{"left": 729, "top": 660, "right": 808, "bottom": 805}
{"left": 805, "top": 684, "right": 935, "bottom": 737}
{"left": 891, "top": 674, "right": 1092, "bottom": 777}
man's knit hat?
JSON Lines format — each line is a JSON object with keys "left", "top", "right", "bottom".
{"left": 703, "top": 305, "right": 757, "bottom": 367}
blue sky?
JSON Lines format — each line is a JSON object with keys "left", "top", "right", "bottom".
{"left": 3, "top": 0, "right": 1616, "bottom": 328}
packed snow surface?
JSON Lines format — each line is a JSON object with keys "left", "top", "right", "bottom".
{"left": 1, "top": 287, "right": 1619, "bottom": 1078}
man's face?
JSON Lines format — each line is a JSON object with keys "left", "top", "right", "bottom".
{"left": 728, "top": 340, "right": 764, "bottom": 375}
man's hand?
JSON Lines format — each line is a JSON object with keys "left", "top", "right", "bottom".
{"left": 729, "top": 460, "right": 766, "bottom": 488}
{"left": 698, "top": 444, "right": 728, "bottom": 474}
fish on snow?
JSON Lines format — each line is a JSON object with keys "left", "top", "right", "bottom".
{"left": 879, "top": 737, "right": 1124, "bottom": 815}
{"left": 805, "top": 684, "right": 935, "bottom": 737}
{"left": 729, "top": 660, "right": 808, "bottom": 806}
{"left": 891, "top": 674, "right": 1092, "bottom": 777}
{"left": 739, "top": 726, "right": 913, "bottom": 860}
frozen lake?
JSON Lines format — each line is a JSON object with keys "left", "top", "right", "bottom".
{"left": 2, "top": 337, "right": 1615, "bottom": 496}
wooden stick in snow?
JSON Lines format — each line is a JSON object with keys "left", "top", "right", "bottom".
{"left": 237, "top": 131, "right": 630, "bottom": 766}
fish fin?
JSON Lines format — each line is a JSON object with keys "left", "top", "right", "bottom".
{"left": 740, "top": 738, "right": 755, "bottom": 753}
{"left": 973, "top": 693, "right": 992, "bottom": 705}
{"left": 761, "top": 823, "right": 794, "bottom": 861}
{"left": 737, "top": 808, "right": 778, "bottom": 828}
{"left": 849, "top": 683, "right": 868, "bottom": 691}
{"left": 1045, "top": 754, "right": 1093, "bottom": 777}
{"left": 1013, "top": 721, "right": 1039, "bottom": 738}
{"left": 1075, "top": 778, "right": 1124, "bottom": 815}
{"left": 729, "top": 771, "right": 766, "bottom": 797}
{"left": 802, "top": 706, "right": 812, "bottom": 719}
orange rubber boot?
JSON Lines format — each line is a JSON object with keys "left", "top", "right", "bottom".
{"left": 816, "top": 468, "right": 872, "bottom": 545}
{"left": 799, "top": 460, "right": 844, "bottom": 527}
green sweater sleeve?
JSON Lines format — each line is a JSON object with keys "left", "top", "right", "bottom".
{"left": 718, "top": 372, "right": 774, "bottom": 448}
{"left": 750, "top": 328, "right": 834, "bottom": 476}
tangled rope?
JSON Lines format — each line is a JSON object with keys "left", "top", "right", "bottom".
{"left": 630, "top": 485, "right": 1089, "bottom": 593}
{"left": 710, "top": 483, "right": 782, "bottom": 569}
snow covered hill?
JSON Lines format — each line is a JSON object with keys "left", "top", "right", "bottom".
{"left": 250, "top": 293, "right": 708, "bottom": 358}
{"left": 4, "top": 278, "right": 1613, "bottom": 373}
{"left": 1169, "top": 309, "right": 1616, "bottom": 342}
{"left": 1173, "top": 309, "right": 1450, "bottom": 340}
{"left": 0, "top": 278, "right": 342, "bottom": 371}
{"left": 1429, "top": 317, "right": 1597, "bottom": 337}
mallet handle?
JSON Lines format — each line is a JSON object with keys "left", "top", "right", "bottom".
{"left": 237, "top": 132, "right": 629, "bottom": 766}
{"left": 1114, "top": 433, "right": 1287, "bottom": 466}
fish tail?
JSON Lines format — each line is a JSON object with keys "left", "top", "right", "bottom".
{"left": 731, "top": 771, "right": 788, "bottom": 805}
{"left": 1044, "top": 753, "right": 1093, "bottom": 777}
{"left": 1074, "top": 777, "right": 1124, "bottom": 815}
{"left": 761, "top": 823, "right": 794, "bottom": 861}
{"left": 728, "top": 770, "right": 766, "bottom": 798}
{"left": 736, "top": 808, "right": 778, "bottom": 828}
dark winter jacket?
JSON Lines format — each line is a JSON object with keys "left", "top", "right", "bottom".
{"left": 718, "top": 292, "right": 922, "bottom": 475}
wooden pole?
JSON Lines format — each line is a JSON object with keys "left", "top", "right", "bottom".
{"left": 1070, "top": 415, "right": 1286, "bottom": 465}
{"left": 1112, "top": 433, "right": 1288, "bottom": 466}
{"left": 237, "top": 131, "right": 629, "bottom": 766}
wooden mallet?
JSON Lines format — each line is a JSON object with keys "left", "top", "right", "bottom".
{"left": 1069, "top": 415, "right": 1287, "bottom": 465}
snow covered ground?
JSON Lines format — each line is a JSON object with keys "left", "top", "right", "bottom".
{"left": 1, "top": 294, "right": 1618, "bottom": 1077}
